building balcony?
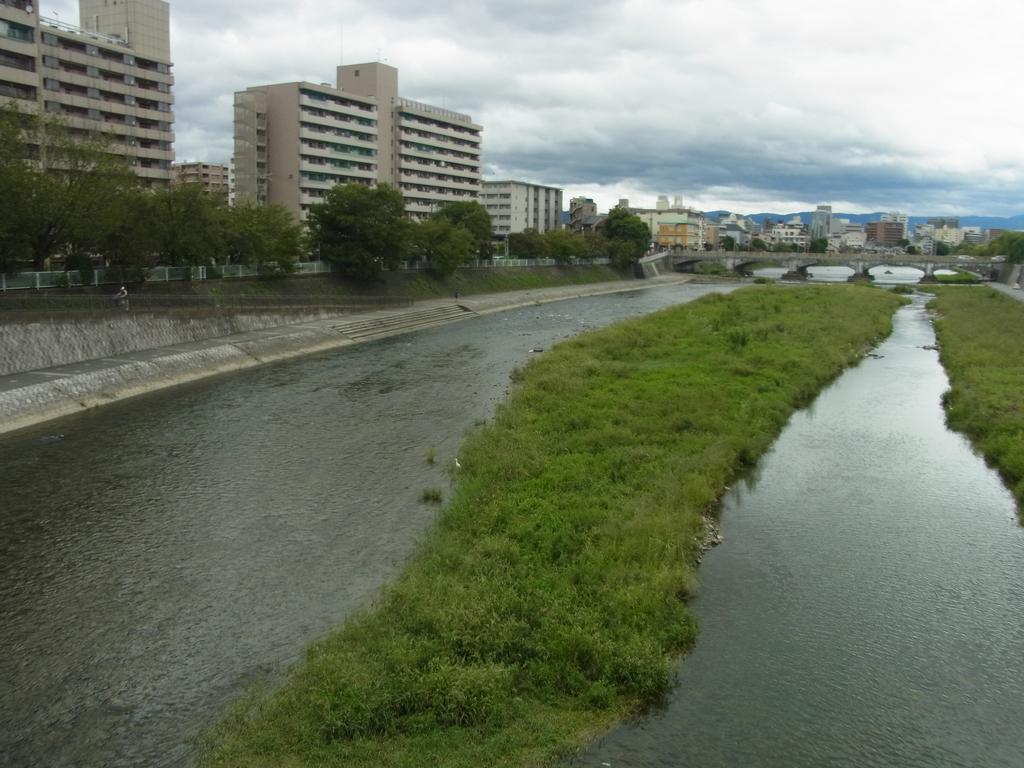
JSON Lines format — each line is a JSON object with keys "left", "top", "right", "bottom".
{"left": 298, "top": 124, "right": 376, "bottom": 151}
{"left": 397, "top": 114, "right": 481, "bottom": 143}
{"left": 299, "top": 92, "right": 376, "bottom": 121}
{"left": 398, "top": 156, "right": 479, "bottom": 180}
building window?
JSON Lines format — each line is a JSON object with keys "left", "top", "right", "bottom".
{"left": 0, "top": 79, "right": 36, "bottom": 100}
{"left": 0, "top": 49, "right": 35, "bottom": 72}
{"left": 0, "top": 19, "right": 34, "bottom": 43}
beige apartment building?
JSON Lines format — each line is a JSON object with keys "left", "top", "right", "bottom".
{"left": 172, "top": 161, "right": 228, "bottom": 197}
{"left": 0, "top": 0, "right": 174, "bottom": 186}
{"left": 481, "top": 180, "right": 562, "bottom": 237}
{"left": 233, "top": 62, "right": 482, "bottom": 220}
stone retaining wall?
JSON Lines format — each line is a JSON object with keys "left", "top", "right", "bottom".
{"left": 0, "top": 311, "right": 343, "bottom": 376}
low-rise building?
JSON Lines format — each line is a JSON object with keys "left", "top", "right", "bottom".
{"left": 172, "top": 161, "right": 228, "bottom": 197}
{"left": 618, "top": 197, "right": 706, "bottom": 249}
{"left": 766, "top": 216, "right": 809, "bottom": 249}
{"left": 569, "top": 197, "right": 597, "bottom": 232}
{"left": 481, "top": 180, "right": 562, "bottom": 237}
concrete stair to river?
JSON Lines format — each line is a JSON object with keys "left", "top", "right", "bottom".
{"left": 330, "top": 303, "right": 474, "bottom": 342}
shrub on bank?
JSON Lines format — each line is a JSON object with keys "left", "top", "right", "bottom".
{"left": 202, "top": 286, "right": 903, "bottom": 768}
{"left": 927, "top": 287, "right": 1024, "bottom": 510}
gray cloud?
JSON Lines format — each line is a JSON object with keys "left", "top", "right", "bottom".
{"left": 41, "top": 0, "right": 1024, "bottom": 215}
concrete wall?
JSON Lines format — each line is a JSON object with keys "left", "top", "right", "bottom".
{"left": 0, "top": 310, "right": 342, "bottom": 376}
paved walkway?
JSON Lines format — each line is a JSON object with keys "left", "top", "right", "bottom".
{"left": 0, "top": 275, "right": 693, "bottom": 433}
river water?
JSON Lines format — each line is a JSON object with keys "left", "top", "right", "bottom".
{"left": 572, "top": 296, "right": 1024, "bottom": 767}
{"left": 0, "top": 284, "right": 732, "bottom": 768}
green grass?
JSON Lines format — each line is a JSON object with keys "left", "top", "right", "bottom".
{"left": 399, "top": 265, "right": 631, "bottom": 300}
{"left": 926, "top": 286, "right": 1024, "bottom": 511}
{"left": 934, "top": 269, "right": 980, "bottom": 284}
{"left": 201, "top": 286, "right": 903, "bottom": 768}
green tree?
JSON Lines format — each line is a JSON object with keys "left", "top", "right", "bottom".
{"left": 432, "top": 201, "right": 493, "bottom": 258}
{"left": 149, "top": 184, "right": 227, "bottom": 267}
{"left": 226, "top": 203, "right": 304, "bottom": 273}
{"left": 603, "top": 207, "right": 650, "bottom": 264}
{"left": 0, "top": 105, "right": 33, "bottom": 272}
{"left": 4, "top": 107, "right": 139, "bottom": 270}
{"left": 97, "top": 189, "right": 158, "bottom": 281}
{"left": 809, "top": 237, "right": 828, "bottom": 253}
{"left": 308, "top": 183, "right": 410, "bottom": 280}
{"left": 413, "top": 217, "right": 474, "bottom": 276}
{"left": 906, "top": 245, "right": 920, "bottom": 255}
{"left": 543, "top": 229, "right": 587, "bottom": 264}
{"left": 581, "top": 233, "right": 608, "bottom": 262}
{"left": 508, "top": 229, "right": 549, "bottom": 259}
{"left": 750, "top": 237, "right": 768, "bottom": 251}
{"left": 985, "top": 231, "right": 1024, "bottom": 264}
{"left": 935, "top": 241, "right": 952, "bottom": 256}
{"left": 721, "top": 235, "right": 736, "bottom": 252}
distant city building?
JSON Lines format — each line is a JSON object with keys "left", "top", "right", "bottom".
{"left": 961, "top": 226, "right": 984, "bottom": 245}
{"left": 928, "top": 217, "right": 960, "bottom": 229}
{"left": 619, "top": 196, "right": 706, "bottom": 249}
{"left": 766, "top": 216, "right": 809, "bottom": 249}
{"left": 879, "top": 212, "right": 909, "bottom": 240}
{"left": 481, "top": 180, "right": 562, "bottom": 237}
{"left": 0, "top": 0, "right": 175, "bottom": 186}
{"left": 233, "top": 62, "right": 482, "bottom": 220}
{"left": 809, "top": 204, "right": 832, "bottom": 240}
{"left": 865, "top": 221, "right": 906, "bottom": 246}
{"left": 568, "top": 197, "right": 597, "bottom": 232}
{"left": 172, "top": 161, "right": 228, "bottom": 197}
{"left": 933, "top": 226, "right": 964, "bottom": 246}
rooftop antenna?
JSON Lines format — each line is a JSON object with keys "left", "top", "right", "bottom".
{"left": 339, "top": 24, "right": 343, "bottom": 65}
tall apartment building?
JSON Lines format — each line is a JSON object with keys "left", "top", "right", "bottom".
{"left": 172, "top": 161, "right": 228, "bottom": 197}
{"left": 233, "top": 62, "right": 482, "bottom": 220}
{"left": 481, "top": 180, "right": 562, "bottom": 237}
{"left": 0, "top": 0, "right": 174, "bottom": 186}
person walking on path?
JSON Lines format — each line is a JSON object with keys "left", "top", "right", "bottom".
{"left": 114, "top": 285, "right": 129, "bottom": 311}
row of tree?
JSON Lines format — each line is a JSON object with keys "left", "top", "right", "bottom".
{"left": 503, "top": 207, "right": 650, "bottom": 267}
{"left": 307, "top": 185, "right": 653, "bottom": 279}
{"left": 0, "top": 104, "right": 305, "bottom": 277}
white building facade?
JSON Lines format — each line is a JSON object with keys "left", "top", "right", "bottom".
{"left": 481, "top": 180, "right": 562, "bottom": 236}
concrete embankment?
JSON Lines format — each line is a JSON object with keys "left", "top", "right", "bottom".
{"left": 0, "top": 276, "right": 691, "bottom": 436}
{"left": 0, "top": 310, "right": 349, "bottom": 376}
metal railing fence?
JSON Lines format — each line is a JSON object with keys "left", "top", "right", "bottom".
{"left": 1, "top": 256, "right": 612, "bottom": 292}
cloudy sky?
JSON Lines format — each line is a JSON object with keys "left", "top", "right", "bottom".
{"left": 45, "top": 0, "right": 1024, "bottom": 215}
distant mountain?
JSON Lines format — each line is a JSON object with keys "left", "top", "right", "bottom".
{"left": 705, "top": 210, "right": 1024, "bottom": 230}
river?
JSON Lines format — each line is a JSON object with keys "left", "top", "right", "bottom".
{"left": 0, "top": 284, "right": 731, "bottom": 768}
{"left": 571, "top": 295, "right": 1024, "bottom": 767}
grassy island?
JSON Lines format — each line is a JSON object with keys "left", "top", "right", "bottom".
{"left": 202, "top": 285, "right": 903, "bottom": 768}
{"left": 927, "top": 287, "right": 1024, "bottom": 511}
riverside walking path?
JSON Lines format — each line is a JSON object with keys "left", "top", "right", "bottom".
{"left": 0, "top": 275, "right": 693, "bottom": 436}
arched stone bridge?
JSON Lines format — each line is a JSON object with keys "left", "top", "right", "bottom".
{"left": 640, "top": 250, "right": 998, "bottom": 280}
